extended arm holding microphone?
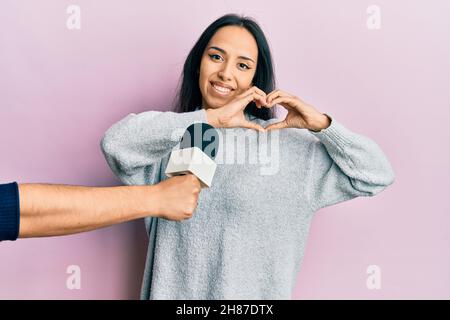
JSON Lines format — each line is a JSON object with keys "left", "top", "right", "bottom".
{"left": 19, "top": 176, "right": 201, "bottom": 238}
{"left": 0, "top": 175, "right": 200, "bottom": 241}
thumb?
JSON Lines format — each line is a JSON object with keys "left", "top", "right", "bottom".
{"left": 265, "top": 120, "right": 288, "bottom": 131}
{"left": 240, "top": 120, "right": 266, "bottom": 132}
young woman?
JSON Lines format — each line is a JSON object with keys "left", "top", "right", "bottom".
{"left": 101, "top": 14, "right": 395, "bottom": 299}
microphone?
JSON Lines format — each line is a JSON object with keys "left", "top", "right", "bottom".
{"left": 165, "top": 123, "right": 219, "bottom": 188}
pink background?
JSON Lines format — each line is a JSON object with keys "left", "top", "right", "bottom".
{"left": 1, "top": 0, "right": 449, "bottom": 299}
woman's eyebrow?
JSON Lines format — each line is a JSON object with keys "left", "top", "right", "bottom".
{"left": 208, "top": 46, "right": 255, "bottom": 63}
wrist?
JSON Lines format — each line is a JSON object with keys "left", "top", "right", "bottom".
{"left": 205, "top": 108, "right": 219, "bottom": 128}
{"left": 134, "top": 185, "right": 162, "bottom": 219}
{"left": 309, "top": 113, "right": 331, "bottom": 132}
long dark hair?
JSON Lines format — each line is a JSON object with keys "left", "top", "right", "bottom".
{"left": 173, "top": 14, "right": 276, "bottom": 120}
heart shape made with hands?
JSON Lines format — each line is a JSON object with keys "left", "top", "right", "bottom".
{"left": 256, "top": 89, "right": 331, "bottom": 132}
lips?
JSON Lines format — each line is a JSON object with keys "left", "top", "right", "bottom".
{"left": 211, "top": 81, "right": 234, "bottom": 90}
{"left": 210, "top": 81, "right": 234, "bottom": 97}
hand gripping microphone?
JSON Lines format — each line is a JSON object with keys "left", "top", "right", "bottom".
{"left": 165, "top": 123, "right": 219, "bottom": 188}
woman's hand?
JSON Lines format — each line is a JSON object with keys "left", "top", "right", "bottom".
{"left": 205, "top": 86, "right": 269, "bottom": 132}
{"left": 264, "top": 90, "right": 331, "bottom": 132}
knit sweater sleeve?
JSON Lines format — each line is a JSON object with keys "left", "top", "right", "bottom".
{"left": 100, "top": 109, "right": 208, "bottom": 186}
{"left": 0, "top": 182, "right": 20, "bottom": 241}
{"left": 305, "top": 115, "right": 395, "bottom": 212}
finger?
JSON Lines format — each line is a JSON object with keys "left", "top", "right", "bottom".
{"left": 254, "top": 91, "right": 271, "bottom": 108}
{"left": 234, "top": 91, "right": 267, "bottom": 113}
{"left": 255, "top": 94, "right": 271, "bottom": 109}
{"left": 227, "top": 92, "right": 258, "bottom": 114}
{"left": 265, "top": 119, "right": 288, "bottom": 131}
{"left": 254, "top": 94, "right": 269, "bottom": 108}
{"left": 268, "top": 96, "right": 296, "bottom": 109}
{"left": 240, "top": 120, "right": 266, "bottom": 132}
{"left": 266, "top": 89, "right": 280, "bottom": 104}
{"left": 244, "top": 91, "right": 267, "bottom": 108}
{"left": 245, "top": 85, "right": 267, "bottom": 97}
{"left": 243, "top": 86, "right": 268, "bottom": 105}
{"left": 267, "top": 90, "right": 293, "bottom": 105}
{"left": 252, "top": 86, "right": 268, "bottom": 101}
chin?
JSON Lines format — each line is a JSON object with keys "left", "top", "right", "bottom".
{"left": 203, "top": 97, "right": 227, "bottom": 110}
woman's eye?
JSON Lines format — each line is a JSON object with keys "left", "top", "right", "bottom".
{"left": 239, "top": 63, "right": 250, "bottom": 70}
{"left": 209, "top": 54, "right": 222, "bottom": 61}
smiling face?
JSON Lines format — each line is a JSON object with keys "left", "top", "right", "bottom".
{"left": 199, "top": 25, "right": 258, "bottom": 110}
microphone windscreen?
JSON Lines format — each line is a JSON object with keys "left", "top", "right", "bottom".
{"left": 179, "top": 123, "right": 219, "bottom": 160}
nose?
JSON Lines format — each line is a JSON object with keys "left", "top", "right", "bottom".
{"left": 217, "top": 62, "right": 233, "bottom": 81}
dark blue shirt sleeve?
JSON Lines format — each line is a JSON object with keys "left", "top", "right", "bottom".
{"left": 0, "top": 182, "right": 20, "bottom": 241}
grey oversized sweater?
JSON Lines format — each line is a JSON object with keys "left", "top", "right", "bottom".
{"left": 100, "top": 108, "right": 395, "bottom": 299}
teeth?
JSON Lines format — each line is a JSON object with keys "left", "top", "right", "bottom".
{"left": 212, "top": 83, "right": 231, "bottom": 93}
